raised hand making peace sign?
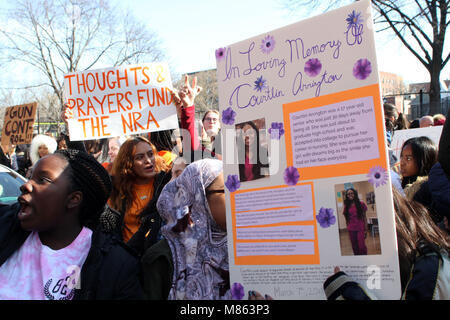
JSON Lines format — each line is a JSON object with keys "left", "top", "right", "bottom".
{"left": 171, "top": 74, "right": 202, "bottom": 110}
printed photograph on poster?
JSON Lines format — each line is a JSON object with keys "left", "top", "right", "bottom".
{"left": 334, "top": 180, "right": 381, "bottom": 256}
{"left": 235, "top": 118, "right": 270, "bottom": 182}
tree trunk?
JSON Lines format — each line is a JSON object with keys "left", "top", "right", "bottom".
{"left": 428, "top": 58, "right": 442, "bottom": 116}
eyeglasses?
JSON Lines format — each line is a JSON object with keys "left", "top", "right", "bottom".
{"left": 204, "top": 117, "right": 219, "bottom": 123}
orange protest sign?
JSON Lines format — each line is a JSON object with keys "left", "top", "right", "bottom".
{"left": 1, "top": 102, "right": 37, "bottom": 146}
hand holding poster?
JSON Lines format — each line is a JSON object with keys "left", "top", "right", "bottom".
{"left": 217, "top": 0, "right": 401, "bottom": 299}
{"left": 64, "top": 62, "right": 178, "bottom": 141}
{"left": 1, "top": 102, "right": 37, "bottom": 147}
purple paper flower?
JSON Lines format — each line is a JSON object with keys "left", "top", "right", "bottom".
{"left": 268, "top": 122, "right": 285, "bottom": 140}
{"left": 316, "top": 207, "right": 336, "bottom": 228}
{"left": 231, "top": 282, "right": 245, "bottom": 300}
{"left": 225, "top": 175, "right": 241, "bottom": 192}
{"left": 304, "top": 58, "right": 322, "bottom": 77}
{"left": 284, "top": 166, "right": 300, "bottom": 186}
{"left": 353, "top": 58, "right": 372, "bottom": 80}
{"left": 254, "top": 76, "right": 267, "bottom": 92}
{"left": 215, "top": 47, "right": 226, "bottom": 61}
{"left": 346, "top": 10, "right": 363, "bottom": 30}
{"left": 367, "top": 166, "right": 388, "bottom": 187}
{"left": 222, "top": 107, "right": 236, "bottom": 125}
{"left": 260, "top": 35, "right": 275, "bottom": 54}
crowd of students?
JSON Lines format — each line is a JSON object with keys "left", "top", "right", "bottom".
{"left": 0, "top": 79, "right": 448, "bottom": 300}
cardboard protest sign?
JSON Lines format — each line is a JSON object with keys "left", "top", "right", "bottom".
{"left": 391, "top": 126, "right": 443, "bottom": 162}
{"left": 1, "top": 102, "right": 37, "bottom": 146}
{"left": 64, "top": 62, "right": 178, "bottom": 141}
{"left": 216, "top": 0, "right": 401, "bottom": 299}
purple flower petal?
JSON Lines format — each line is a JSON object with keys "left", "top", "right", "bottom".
{"left": 304, "top": 58, "right": 322, "bottom": 77}
{"left": 353, "top": 58, "right": 372, "bottom": 80}
{"left": 225, "top": 175, "right": 241, "bottom": 192}
{"left": 316, "top": 207, "right": 336, "bottom": 228}
{"left": 222, "top": 107, "right": 236, "bottom": 125}
{"left": 215, "top": 47, "right": 226, "bottom": 61}
{"left": 268, "top": 122, "right": 285, "bottom": 140}
{"left": 346, "top": 10, "right": 363, "bottom": 30}
{"left": 260, "top": 35, "right": 275, "bottom": 54}
{"left": 254, "top": 76, "right": 267, "bottom": 92}
{"left": 231, "top": 282, "right": 245, "bottom": 300}
{"left": 283, "top": 166, "right": 300, "bottom": 186}
{"left": 367, "top": 166, "right": 388, "bottom": 187}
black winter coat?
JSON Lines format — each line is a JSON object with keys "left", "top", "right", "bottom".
{"left": 0, "top": 202, "right": 144, "bottom": 300}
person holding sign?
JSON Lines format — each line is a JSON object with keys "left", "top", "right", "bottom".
{"left": 108, "top": 136, "right": 171, "bottom": 254}
{"left": 0, "top": 149, "right": 143, "bottom": 300}
{"left": 342, "top": 188, "right": 368, "bottom": 256}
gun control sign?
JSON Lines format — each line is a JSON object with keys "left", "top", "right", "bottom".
{"left": 64, "top": 62, "right": 179, "bottom": 141}
{"left": 1, "top": 102, "right": 37, "bottom": 146}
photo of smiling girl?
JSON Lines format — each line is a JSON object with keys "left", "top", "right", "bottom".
{"left": 235, "top": 118, "right": 270, "bottom": 183}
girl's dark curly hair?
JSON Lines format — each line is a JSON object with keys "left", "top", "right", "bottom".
{"left": 54, "top": 148, "right": 112, "bottom": 229}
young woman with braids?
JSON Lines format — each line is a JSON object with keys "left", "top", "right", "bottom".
{"left": 108, "top": 136, "right": 174, "bottom": 256}
{"left": 342, "top": 188, "right": 369, "bottom": 255}
{"left": 0, "top": 149, "right": 143, "bottom": 299}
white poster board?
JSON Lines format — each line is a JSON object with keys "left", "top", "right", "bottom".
{"left": 64, "top": 62, "right": 178, "bottom": 141}
{"left": 216, "top": 0, "right": 401, "bottom": 299}
{"left": 391, "top": 126, "right": 443, "bottom": 162}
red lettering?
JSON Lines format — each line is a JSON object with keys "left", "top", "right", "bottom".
{"left": 101, "top": 116, "right": 110, "bottom": 136}
{"left": 86, "top": 97, "right": 97, "bottom": 116}
{"left": 67, "top": 99, "right": 76, "bottom": 109}
{"left": 76, "top": 98, "right": 86, "bottom": 117}
{"left": 86, "top": 73, "right": 96, "bottom": 92}
{"left": 78, "top": 118, "right": 89, "bottom": 138}
{"left": 106, "top": 70, "right": 116, "bottom": 89}
{"left": 156, "top": 88, "right": 165, "bottom": 106}
{"left": 116, "top": 69, "right": 129, "bottom": 88}
{"left": 142, "top": 67, "right": 150, "bottom": 84}
{"left": 146, "top": 109, "right": 160, "bottom": 129}
{"left": 76, "top": 73, "right": 86, "bottom": 94}
{"left": 64, "top": 74, "right": 76, "bottom": 95}
{"left": 132, "top": 112, "right": 145, "bottom": 131}
{"left": 121, "top": 113, "right": 133, "bottom": 133}
{"left": 125, "top": 91, "right": 133, "bottom": 110}
{"left": 95, "top": 72, "right": 107, "bottom": 91}
{"left": 130, "top": 67, "right": 142, "bottom": 85}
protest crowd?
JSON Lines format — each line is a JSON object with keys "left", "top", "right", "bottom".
{"left": 0, "top": 70, "right": 449, "bottom": 301}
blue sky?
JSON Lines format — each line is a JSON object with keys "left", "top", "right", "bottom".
{"left": 117, "top": 0, "right": 449, "bottom": 85}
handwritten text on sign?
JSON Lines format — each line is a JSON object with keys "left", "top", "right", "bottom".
{"left": 64, "top": 63, "right": 178, "bottom": 141}
{"left": 1, "top": 102, "right": 37, "bottom": 146}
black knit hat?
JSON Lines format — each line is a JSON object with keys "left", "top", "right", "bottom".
{"left": 54, "top": 148, "right": 112, "bottom": 228}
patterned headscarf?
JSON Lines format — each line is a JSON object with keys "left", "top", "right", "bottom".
{"left": 156, "top": 159, "right": 231, "bottom": 300}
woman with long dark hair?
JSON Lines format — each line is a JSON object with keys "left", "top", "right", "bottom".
{"left": 342, "top": 188, "right": 368, "bottom": 255}
{"left": 400, "top": 136, "right": 438, "bottom": 199}
{"left": 108, "top": 136, "right": 170, "bottom": 249}
{"left": 237, "top": 120, "right": 269, "bottom": 182}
